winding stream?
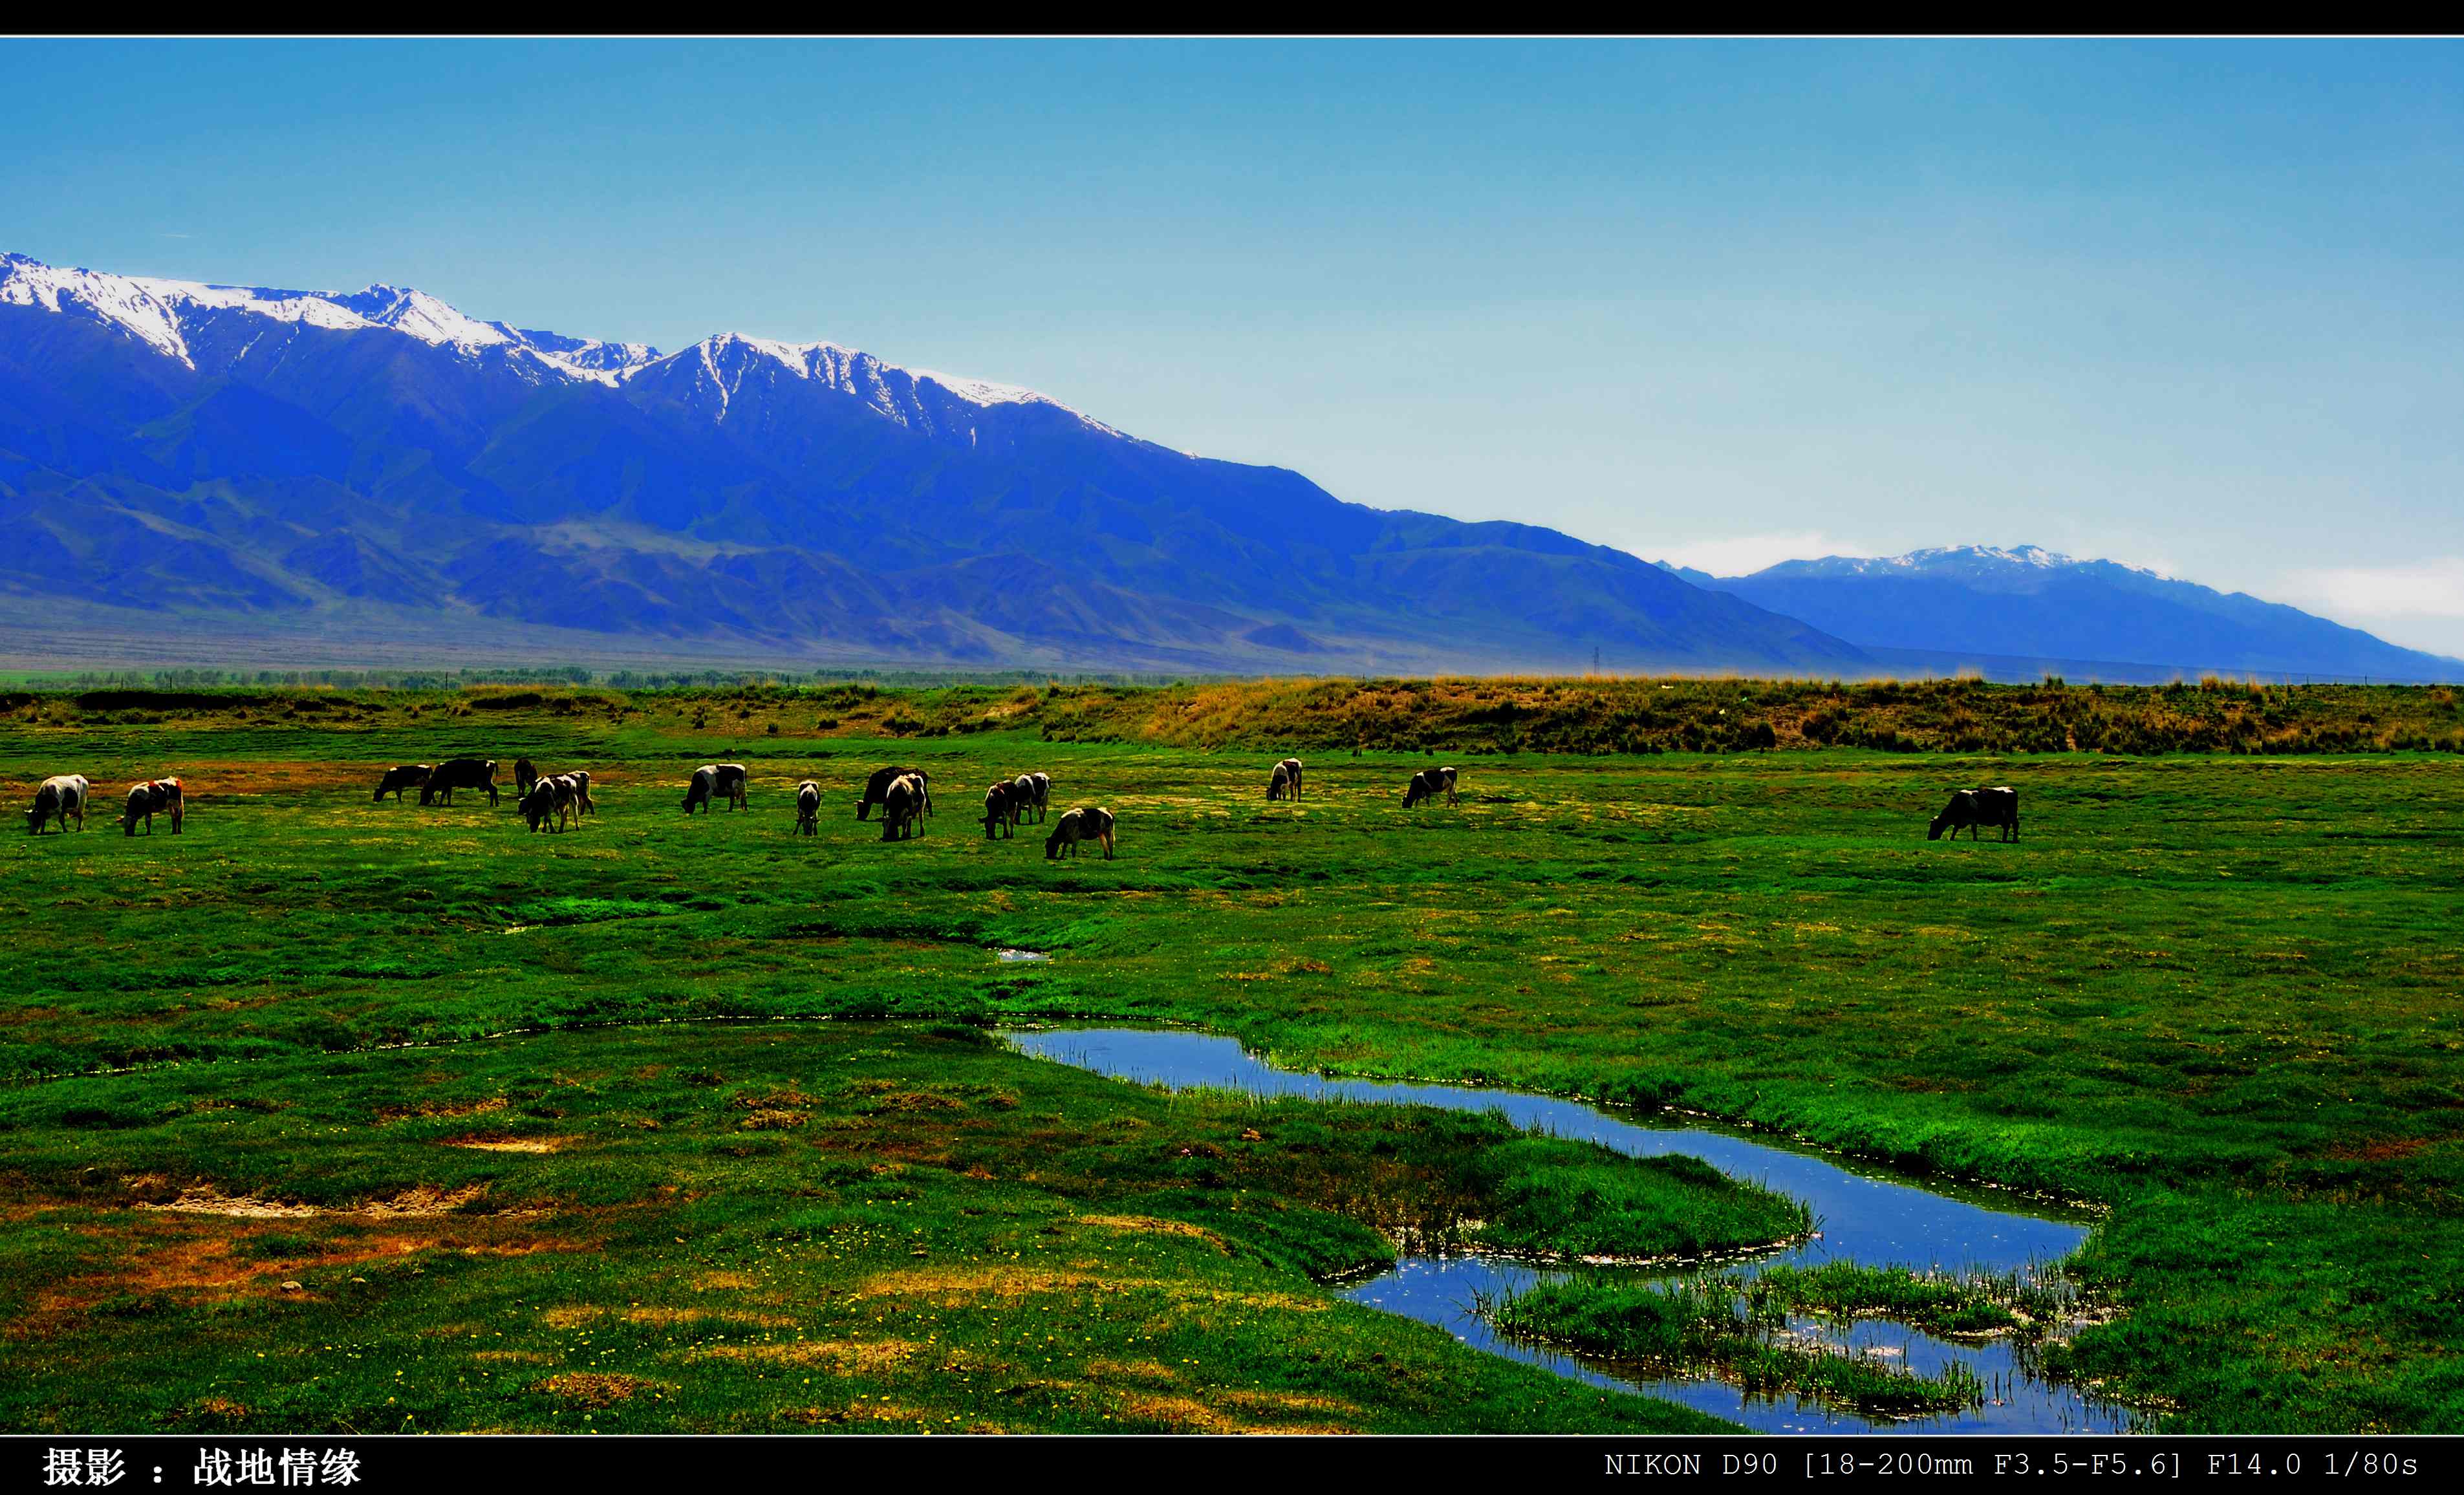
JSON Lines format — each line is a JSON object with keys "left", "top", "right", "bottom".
{"left": 1001, "top": 1026, "right": 2135, "bottom": 1434}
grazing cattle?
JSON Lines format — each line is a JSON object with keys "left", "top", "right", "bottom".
{"left": 514, "top": 758, "right": 540, "bottom": 797}
{"left": 27, "top": 774, "right": 91, "bottom": 834}
{"left": 999, "top": 771, "right": 1048, "bottom": 824}
{"left": 856, "top": 765, "right": 933, "bottom": 821}
{"left": 1929, "top": 786, "right": 2021, "bottom": 843}
{"left": 418, "top": 758, "right": 499, "bottom": 807}
{"left": 1403, "top": 765, "right": 1460, "bottom": 808}
{"left": 684, "top": 764, "right": 748, "bottom": 815}
{"left": 520, "top": 779, "right": 561, "bottom": 833}
{"left": 1268, "top": 757, "right": 1304, "bottom": 802}
{"left": 880, "top": 773, "right": 927, "bottom": 842}
{"left": 984, "top": 780, "right": 1017, "bottom": 839}
{"left": 565, "top": 770, "right": 596, "bottom": 817}
{"left": 794, "top": 780, "right": 821, "bottom": 836}
{"left": 1044, "top": 805, "right": 1116, "bottom": 860}
{"left": 374, "top": 764, "right": 431, "bottom": 802}
{"left": 548, "top": 774, "right": 586, "bottom": 830}
{"left": 856, "top": 766, "right": 914, "bottom": 820}
{"left": 120, "top": 777, "right": 184, "bottom": 836}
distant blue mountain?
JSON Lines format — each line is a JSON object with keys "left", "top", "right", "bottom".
{"left": 0, "top": 252, "right": 1864, "bottom": 675}
{"left": 1661, "top": 545, "right": 2460, "bottom": 682}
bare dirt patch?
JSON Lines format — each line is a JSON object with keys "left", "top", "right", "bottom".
{"left": 686, "top": 1338, "right": 920, "bottom": 1371}
{"left": 1074, "top": 1214, "right": 1229, "bottom": 1251}
{"left": 133, "top": 1183, "right": 492, "bottom": 1218}
{"left": 854, "top": 1265, "right": 1326, "bottom": 1313}
{"left": 535, "top": 1372, "right": 663, "bottom": 1407}
{"left": 443, "top": 1136, "right": 569, "bottom": 1154}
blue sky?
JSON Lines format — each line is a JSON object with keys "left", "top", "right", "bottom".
{"left": 6, "top": 38, "right": 2462, "bottom": 652}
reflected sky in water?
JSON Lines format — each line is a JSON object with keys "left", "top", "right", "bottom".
{"left": 1002, "top": 1026, "right": 2134, "bottom": 1435}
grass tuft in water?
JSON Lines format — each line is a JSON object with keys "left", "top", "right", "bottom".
{"left": 1745, "top": 1262, "right": 2075, "bottom": 1340}
{"left": 1493, "top": 1274, "right": 1988, "bottom": 1419}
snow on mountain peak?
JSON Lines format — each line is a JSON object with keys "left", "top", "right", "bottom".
{"left": 325, "top": 285, "right": 513, "bottom": 349}
{"left": 4, "top": 250, "right": 1105, "bottom": 435}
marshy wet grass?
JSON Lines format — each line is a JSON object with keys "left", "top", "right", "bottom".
{"left": 5, "top": 695, "right": 2460, "bottom": 1431}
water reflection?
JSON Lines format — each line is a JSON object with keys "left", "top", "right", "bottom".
{"left": 1002, "top": 1026, "right": 2135, "bottom": 1435}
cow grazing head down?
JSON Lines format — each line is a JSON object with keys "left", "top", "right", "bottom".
{"left": 521, "top": 780, "right": 559, "bottom": 832}
{"left": 374, "top": 764, "right": 431, "bottom": 802}
{"left": 1928, "top": 786, "right": 2020, "bottom": 843}
{"left": 25, "top": 784, "right": 58, "bottom": 834}
{"left": 1927, "top": 791, "right": 1973, "bottom": 841}
{"left": 1044, "top": 806, "right": 1116, "bottom": 860}
{"left": 121, "top": 778, "right": 184, "bottom": 836}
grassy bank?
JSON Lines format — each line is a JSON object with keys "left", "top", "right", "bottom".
{"left": 8, "top": 672, "right": 2463, "bottom": 757}
{"left": 2, "top": 692, "right": 2459, "bottom": 1430}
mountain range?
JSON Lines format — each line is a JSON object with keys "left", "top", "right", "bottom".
{"left": 2, "top": 252, "right": 2452, "bottom": 682}
{"left": 1659, "top": 546, "right": 2459, "bottom": 683}
{"left": 0, "top": 252, "right": 1859, "bottom": 676}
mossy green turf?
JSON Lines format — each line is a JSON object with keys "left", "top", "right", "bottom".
{"left": 3, "top": 702, "right": 2461, "bottom": 1430}
{"left": 0, "top": 1023, "right": 1752, "bottom": 1434}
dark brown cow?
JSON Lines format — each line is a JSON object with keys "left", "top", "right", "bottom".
{"left": 121, "top": 777, "right": 184, "bottom": 836}
{"left": 984, "top": 780, "right": 1017, "bottom": 839}
{"left": 418, "top": 758, "right": 499, "bottom": 807}
{"left": 514, "top": 757, "right": 540, "bottom": 797}
{"left": 1403, "top": 765, "right": 1459, "bottom": 808}
{"left": 1045, "top": 806, "right": 1116, "bottom": 860}
{"left": 1929, "top": 786, "right": 2020, "bottom": 843}
{"left": 374, "top": 764, "right": 431, "bottom": 802}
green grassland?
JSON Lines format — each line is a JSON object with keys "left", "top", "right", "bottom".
{"left": 1, "top": 682, "right": 2459, "bottom": 1432}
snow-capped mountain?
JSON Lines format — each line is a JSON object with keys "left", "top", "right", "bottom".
{"left": 1660, "top": 545, "right": 2458, "bottom": 681}
{"left": 0, "top": 250, "right": 1862, "bottom": 674}
{"left": 0, "top": 252, "right": 1099, "bottom": 433}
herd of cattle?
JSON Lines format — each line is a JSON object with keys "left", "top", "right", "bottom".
{"left": 22, "top": 752, "right": 2023, "bottom": 850}
{"left": 360, "top": 756, "right": 1119, "bottom": 859}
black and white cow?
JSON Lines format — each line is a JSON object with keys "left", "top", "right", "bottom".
{"left": 27, "top": 774, "right": 90, "bottom": 834}
{"left": 121, "top": 777, "right": 184, "bottom": 836}
{"left": 880, "top": 773, "right": 927, "bottom": 841}
{"left": 1268, "top": 758, "right": 1303, "bottom": 802}
{"left": 1403, "top": 765, "right": 1459, "bottom": 808}
{"left": 1044, "top": 806, "right": 1116, "bottom": 860}
{"left": 1929, "top": 786, "right": 2020, "bottom": 843}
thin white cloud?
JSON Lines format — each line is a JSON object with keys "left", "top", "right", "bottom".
{"left": 1653, "top": 531, "right": 1874, "bottom": 578}
{"left": 2282, "top": 557, "right": 2464, "bottom": 657}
